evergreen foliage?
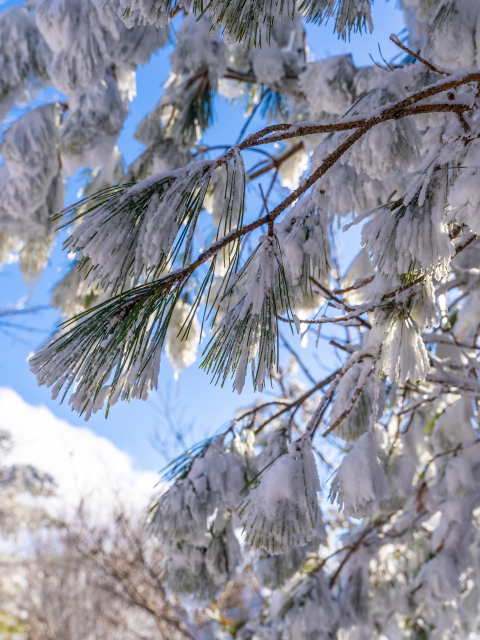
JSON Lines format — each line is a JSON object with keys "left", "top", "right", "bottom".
{"left": 4, "top": 0, "right": 480, "bottom": 637}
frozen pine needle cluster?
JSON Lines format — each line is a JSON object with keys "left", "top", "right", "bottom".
{"left": 237, "top": 438, "right": 321, "bottom": 553}
{"left": 202, "top": 233, "right": 292, "bottom": 393}
{"left": 5, "top": 0, "right": 480, "bottom": 637}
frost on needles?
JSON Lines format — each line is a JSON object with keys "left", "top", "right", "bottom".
{"left": 238, "top": 438, "right": 321, "bottom": 553}
{"left": 59, "top": 152, "right": 245, "bottom": 293}
{"left": 7, "top": 0, "right": 480, "bottom": 636}
{"left": 202, "top": 233, "right": 293, "bottom": 393}
{"left": 331, "top": 430, "right": 391, "bottom": 519}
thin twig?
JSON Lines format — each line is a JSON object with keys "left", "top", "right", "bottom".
{"left": 247, "top": 142, "right": 304, "bottom": 180}
{"left": 329, "top": 339, "right": 357, "bottom": 354}
{"left": 310, "top": 277, "right": 372, "bottom": 329}
{"left": 333, "top": 275, "right": 375, "bottom": 295}
{"left": 235, "top": 89, "right": 269, "bottom": 145}
{"left": 0, "top": 305, "right": 50, "bottom": 316}
{"left": 278, "top": 305, "right": 375, "bottom": 327}
{"left": 328, "top": 514, "right": 395, "bottom": 588}
{"left": 279, "top": 330, "right": 316, "bottom": 384}
{"left": 389, "top": 34, "right": 449, "bottom": 76}
{"left": 421, "top": 438, "right": 480, "bottom": 477}
{"left": 253, "top": 369, "right": 341, "bottom": 435}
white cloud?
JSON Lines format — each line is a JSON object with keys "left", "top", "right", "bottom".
{"left": 0, "top": 387, "right": 159, "bottom": 515}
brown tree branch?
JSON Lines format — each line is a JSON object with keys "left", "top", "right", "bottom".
{"left": 333, "top": 275, "right": 375, "bottom": 295}
{"left": 389, "top": 34, "right": 450, "bottom": 76}
{"left": 251, "top": 369, "right": 342, "bottom": 434}
{"left": 328, "top": 514, "right": 395, "bottom": 588}
{"left": 247, "top": 141, "right": 304, "bottom": 180}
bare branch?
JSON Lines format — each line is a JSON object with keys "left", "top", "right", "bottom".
{"left": 389, "top": 34, "right": 449, "bottom": 76}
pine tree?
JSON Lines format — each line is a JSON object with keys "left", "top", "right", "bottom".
{"left": 4, "top": 0, "right": 480, "bottom": 637}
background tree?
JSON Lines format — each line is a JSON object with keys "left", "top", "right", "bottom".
{"left": 3, "top": 0, "right": 480, "bottom": 637}
{"left": 22, "top": 509, "right": 193, "bottom": 640}
{"left": 0, "top": 434, "right": 192, "bottom": 640}
{"left": 0, "top": 429, "right": 54, "bottom": 638}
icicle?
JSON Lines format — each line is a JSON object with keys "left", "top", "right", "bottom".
{"left": 410, "top": 278, "right": 439, "bottom": 331}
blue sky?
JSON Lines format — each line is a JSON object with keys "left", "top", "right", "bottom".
{"left": 0, "top": 0, "right": 404, "bottom": 475}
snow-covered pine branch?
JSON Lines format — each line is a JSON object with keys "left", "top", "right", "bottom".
{"left": 237, "top": 437, "right": 321, "bottom": 553}
{"left": 24, "top": 67, "right": 480, "bottom": 416}
{"left": 112, "top": 0, "right": 373, "bottom": 46}
{"left": 57, "top": 153, "right": 244, "bottom": 293}
{"left": 5, "top": 0, "right": 480, "bottom": 636}
{"left": 30, "top": 274, "right": 184, "bottom": 418}
{"left": 202, "top": 233, "right": 293, "bottom": 393}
